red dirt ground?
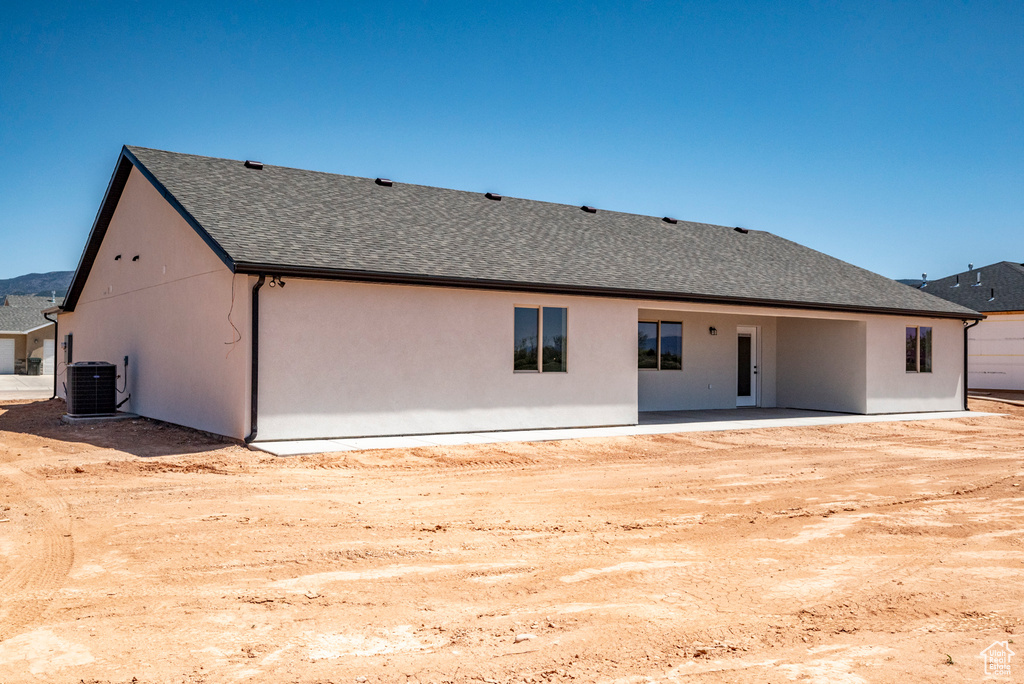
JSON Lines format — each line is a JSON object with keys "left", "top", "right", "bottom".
{"left": 1, "top": 398, "right": 1022, "bottom": 683}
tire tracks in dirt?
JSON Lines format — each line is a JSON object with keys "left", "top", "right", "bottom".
{"left": 0, "top": 463, "right": 74, "bottom": 643}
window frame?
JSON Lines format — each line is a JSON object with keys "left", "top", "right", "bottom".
{"left": 514, "top": 305, "right": 568, "bottom": 373}
{"left": 638, "top": 320, "right": 684, "bottom": 371}
{"left": 905, "top": 325, "right": 933, "bottom": 373}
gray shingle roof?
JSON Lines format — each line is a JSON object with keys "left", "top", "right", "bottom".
{"left": 3, "top": 295, "right": 63, "bottom": 308}
{"left": 65, "top": 146, "right": 980, "bottom": 318}
{"left": 0, "top": 306, "right": 52, "bottom": 334}
{"left": 915, "top": 262, "right": 1024, "bottom": 313}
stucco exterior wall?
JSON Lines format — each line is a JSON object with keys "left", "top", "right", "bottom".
{"left": 864, "top": 316, "right": 964, "bottom": 413}
{"left": 257, "top": 280, "right": 638, "bottom": 440}
{"left": 777, "top": 318, "right": 867, "bottom": 413}
{"left": 637, "top": 309, "right": 778, "bottom": 411}
{"left": 24, "top": 325, "right": 55, "bottom": 361}
{"left": 56, "top": 168, "right": 250, "bottom": 438}
{"left": 968, "top": 313, "right": 1024, "bottom": 390}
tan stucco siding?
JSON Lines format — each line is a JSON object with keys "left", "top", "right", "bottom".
{"left": 777, "top": 318, "right": 867, "bottom": 413}
{"left": 636, "top": 308, "right": 778, "bottom": 411}
{"left": 24, "top": 325, "right": 55, "bottom": 360}
{"left": 57, "top": 167, "right": 249, "bottom": 438}
{"left": 257, "top": 280, "right": 639, "bottom": 441}
{"left": 864, "top": 316, "right": 964, "bottom": 413}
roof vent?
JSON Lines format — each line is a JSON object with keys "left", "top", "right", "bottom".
{"left": 920, "top": 273, "right": 928, "bottom": 288}
{"left": 662, "top": 216, "right": 678, "bottom": 224}
{"left": 485, "top": 192, "right": 502, "bottom": 201}
{"left": 952, "top": 275, "right": 960, "bottom": 288}
{"left": 244, "top": 160, "right": 263, "bottom": 170}
{"left": 580, "top": 205, "right": 597, "bottom": 213}
{"left": 989, "top": 288, "right": 996, "bottom": 302}
{"left": 734, "top": 226, "right": 749, "bottom": 234}
{"left": 972, "top": 271, "right": 982, "bottom": 286}
{"left": 375, "top": 178, "right": 393, "bottom": 187}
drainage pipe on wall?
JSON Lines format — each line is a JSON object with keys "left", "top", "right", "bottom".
{"left": 244, "top": 275, "right": 266, "bottom": 444}
{"left": 42, "top": 310, "right": 58, "bottom": 400}
{"left": 963, "top": 318, "right": 981, "bottom": 411}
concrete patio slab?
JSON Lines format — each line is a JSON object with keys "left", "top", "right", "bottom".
{"left": 0, "top": 374, "right": 54, "bottom": 401}
{"left": 250, "top": 408, "right": 999, "bottom": 457}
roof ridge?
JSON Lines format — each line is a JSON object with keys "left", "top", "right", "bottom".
{"left": 126, "top": 146, "right": 755, "bottom": 230}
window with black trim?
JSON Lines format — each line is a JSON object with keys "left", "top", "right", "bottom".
{"left": 638, "top": 321, "right": 682, "bottom": 370}
{"left": 905, "top": 326, "right": 932, "bottom": 373}
{"left": 514, "top": 306, "right": 567, "bottom": 372}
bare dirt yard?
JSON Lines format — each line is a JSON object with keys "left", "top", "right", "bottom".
{"left": 1, "top": 398, "right": 1023, "bottom": 683}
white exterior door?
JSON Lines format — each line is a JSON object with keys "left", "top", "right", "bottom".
{"left": 737, "top": 326, "right": 759, "bottom": 407}
{"left": 0, "top": 339, "right": 14, "bottom": 375}
{"left": 43, "top": 339, "right": 55, "bottom": 375}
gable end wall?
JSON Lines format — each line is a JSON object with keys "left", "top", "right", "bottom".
{"left": 56, "top": 167, "right": 250, "bottom": 439}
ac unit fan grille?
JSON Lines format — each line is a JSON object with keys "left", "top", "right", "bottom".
{"left": 67, "top": 362, "right": 117, "bottom": 416}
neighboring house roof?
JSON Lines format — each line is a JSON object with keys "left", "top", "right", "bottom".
{"left": 0, "top": 306, "right": 54, "bottom": 334}
{"left": 915, "top": 262, "right": 1024, "bottom": 313}
{"left": 3, "top": 294, "right": 64, "bottom": 308}
{"left": 63, "top": 146, "right": 980, "bottom": 319}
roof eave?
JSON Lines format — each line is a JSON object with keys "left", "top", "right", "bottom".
{"left": 0, "top": 323, "right": 52, "bottom": 335}
{"left": 232, "top": 261, "right": 983, "bottom": 320}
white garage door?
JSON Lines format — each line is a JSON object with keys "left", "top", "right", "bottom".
{"left": 0, "top": 339, "right": 14, "bottom": 375}
{"left": 43, "top": 339, "right": 55, "bottom": 375}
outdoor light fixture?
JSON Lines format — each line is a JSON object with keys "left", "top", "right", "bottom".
{"left": 709, "top": 326, "right": 717, "bottom": 336}
{"left": 269, "top": 276, "right": 287, "bottom": 288}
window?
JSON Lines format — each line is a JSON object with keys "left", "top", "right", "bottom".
{"left": 638, "top": 321, "right": 683, "bottom": 370}
{"left": 514, "top": 306, "right": 567, "bottom": 372}
{"left": 906, "top": 326, "right": 932, "bottom": 373}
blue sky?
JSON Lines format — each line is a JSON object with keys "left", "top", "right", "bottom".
{"left": 1, "top": 1, "right": 1021, "bottom": 282}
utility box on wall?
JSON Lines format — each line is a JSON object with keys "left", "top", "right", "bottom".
{"left": 66, "top": 362, "right": 117, "bottom": 416}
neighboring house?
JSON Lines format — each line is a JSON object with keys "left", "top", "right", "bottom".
{"left": 911, "top": 262, "right": 1024, "bottom": 391}
{"left": 56, "top": 146, "right": 980, "bottom": 442}
{"left": 0, "top": 294, "right": 61, "bottom": 375}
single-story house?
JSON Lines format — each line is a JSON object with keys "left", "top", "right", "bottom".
{"left": 0, "top": 295, "right": 60, "bottom": 375}
{"left": 56, "top": 146, "right": 981, "bottom": 442}
{"left": 911, "top": 262, "right": 1023, "bottom": 390}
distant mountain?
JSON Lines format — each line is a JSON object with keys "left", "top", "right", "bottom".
{"left": 0, "top": 271, "right": 74, "bottom": 302}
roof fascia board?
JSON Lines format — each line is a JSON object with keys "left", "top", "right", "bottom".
{"left": 120, "top": 147, "right": 235, "bottom": 274}
{"left": 232, "top": 261, "right": 983, "bottom": 321}
{"left": 0, "top": 323, "right": 50, "bottom": 334}
{"left": 61, "top": 147, "right": 235, "bottom": 312}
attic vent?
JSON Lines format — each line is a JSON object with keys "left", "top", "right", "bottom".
{"left": 580, "top": 205, "right": 597, "bottom": 214}
{"left": 485, "top": 192, "right": 502, "bottom": 201}
{"left": 375, "top": 178, "right": 393, "bottom": 187}
{"left": 734, "top": 226, "right": 749, "bottom": 234}
{"left": 662, "top": 217, "right": 678, "bottom": 224}
{"left": 244, "top": 160, "right": 263, "bottom": 170}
